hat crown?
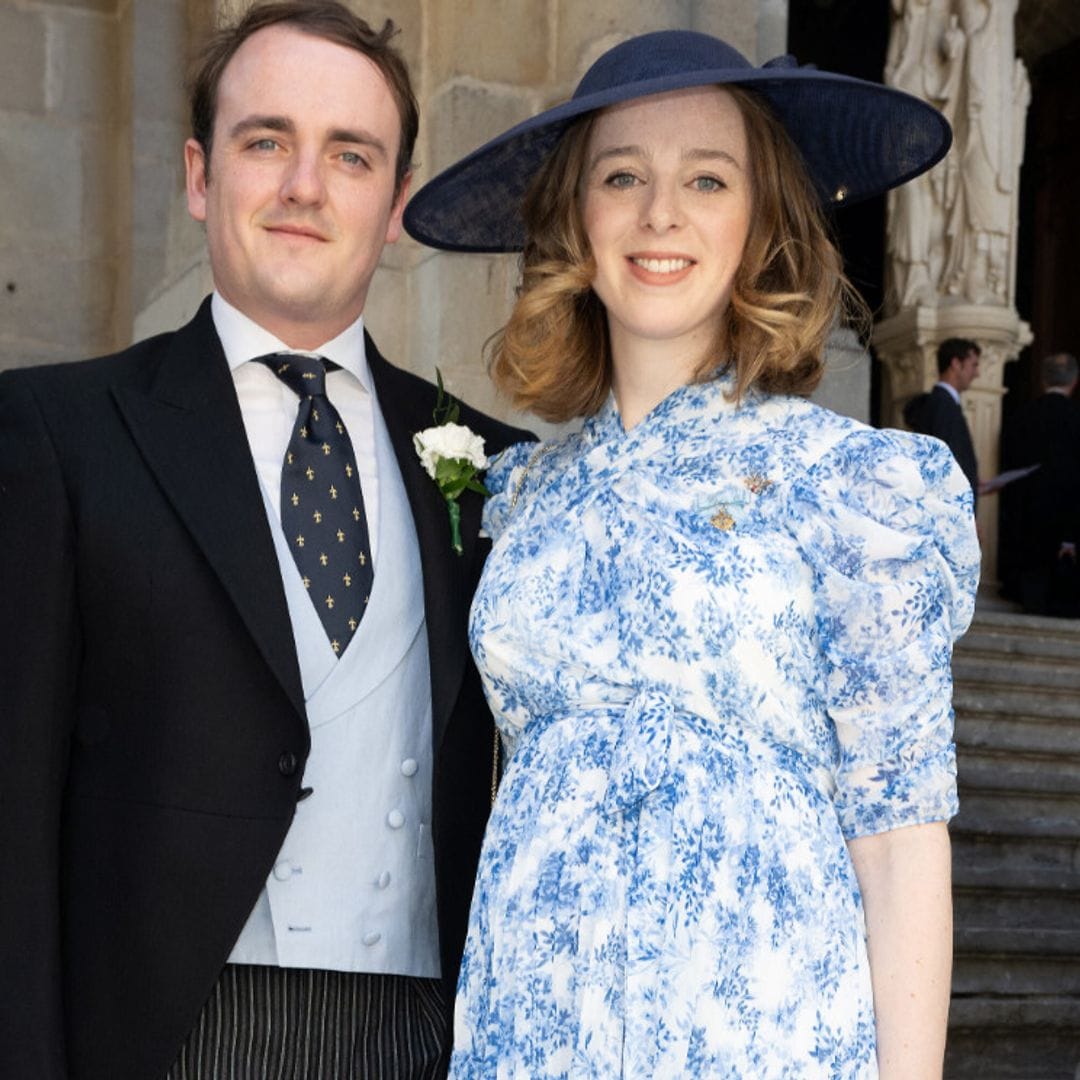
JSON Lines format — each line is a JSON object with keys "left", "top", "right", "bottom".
{"left": 574, "top": 30, "right": 753, "bottom": 101}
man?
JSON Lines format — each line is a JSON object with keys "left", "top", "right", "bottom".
{"left": 905, "top": 337, "right": 981, "bottom": 500}
{"left": 1004, "top": 352, "right": 1080, "bottom": 615}
{"left": 0, "top": 3, "right": 527, "bottom": 1078}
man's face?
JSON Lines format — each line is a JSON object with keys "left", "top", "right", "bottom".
{"left": 185, "top": 25, "right": 410, "bottom": 349}
{"left": 952, "top": 349, "right": 981, "bottom": 392}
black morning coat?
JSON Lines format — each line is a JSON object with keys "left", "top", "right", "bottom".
{"left": 0, "top": 297, "right": 531, "bottom": 1079}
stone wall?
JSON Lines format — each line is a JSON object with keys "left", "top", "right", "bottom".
{"left": 0, "top": 0, "right": 199, "bottom": 372}
{"left": 1, "top": 0, "right": 123, "bottom": 370}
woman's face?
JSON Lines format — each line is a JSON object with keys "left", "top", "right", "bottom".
{"left": 580, "top": 86, "right": 753, "bottom": 362}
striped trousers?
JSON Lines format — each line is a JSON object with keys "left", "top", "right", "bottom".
{"left": 166, "top": 965, "right": 447, "bottom": 1080}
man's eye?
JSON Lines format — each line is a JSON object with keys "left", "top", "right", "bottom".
{"left": 341, "top": 151, "right": 369, "bottom": 168}
{"left": 251, "top": 138, "right": 278, "bottom": 151}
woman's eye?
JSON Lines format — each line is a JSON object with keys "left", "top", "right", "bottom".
{"left": 692, "top": 175, "right": 725, "bottom": 193}
{"left": 605, "top": 171, "right": 639, "bottom": 189}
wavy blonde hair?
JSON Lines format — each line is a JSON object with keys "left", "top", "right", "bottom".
{"left": 488, "top": 85, "right": 866, "bottom": 422}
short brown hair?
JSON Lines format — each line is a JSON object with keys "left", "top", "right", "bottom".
{"left": 188, "top": 0, "right": 418, "bottom": 194}
{"left": 489, "top": 85, "right": 865, "bottom": 422}
{"left": 936, "top": 337, "right": 980, "bottom": 375}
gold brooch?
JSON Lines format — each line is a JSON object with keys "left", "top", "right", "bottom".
{"left": 703, "top": 474, "right": 774, "bottom": 532}
{"left": 743, "top": 473, "right": 774, "bottom": 495}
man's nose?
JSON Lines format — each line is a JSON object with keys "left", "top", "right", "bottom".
{"left": 280, "top": 152, "right": 327, "bottom": 206}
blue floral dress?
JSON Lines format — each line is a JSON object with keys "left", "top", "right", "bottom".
{"left": 452, "top": 376, "right": 979, "bottom": 1079}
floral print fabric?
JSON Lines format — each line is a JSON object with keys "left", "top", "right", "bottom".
{"left": 452, "top": 376, "right": 979, "bottom": 1078}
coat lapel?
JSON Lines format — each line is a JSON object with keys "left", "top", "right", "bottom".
{"left": 112, "top": 299, "right": 306, "bottom": 720}
{"left": 366, "top": 337, "right": 479, "bottom": 752}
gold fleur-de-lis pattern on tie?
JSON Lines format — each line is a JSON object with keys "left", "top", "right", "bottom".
{"left": 257, "top": 352, "right": 373, "bottom": 654}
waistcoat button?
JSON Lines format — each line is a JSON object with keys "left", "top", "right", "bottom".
{"left": 278, "top": 751, "right": 298, "bottom": 776}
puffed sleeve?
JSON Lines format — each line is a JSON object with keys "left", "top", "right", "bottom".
{"left": 786, "top": 426, "right": 980, "bottom": 840}
{"left": 481, "top": 440, "right": 544, "bottom": 542}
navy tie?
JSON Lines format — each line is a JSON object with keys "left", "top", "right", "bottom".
{"left": 257, "top": 353, "right": 374, "bottom": 655}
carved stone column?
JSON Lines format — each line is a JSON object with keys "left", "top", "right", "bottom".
{"left": 876, "top": 0, "right": 1031, "bottom": 589}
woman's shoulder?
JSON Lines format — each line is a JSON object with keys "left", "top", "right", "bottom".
{"left": 773, "top": 396, "right": 962, "bottom": 489}
{"left": 778, "top": 399, "right": 979, "bottom": 634}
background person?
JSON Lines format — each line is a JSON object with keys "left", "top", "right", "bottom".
{"left": 904, "top": 336, "right": 982, "bottom": 501}
{"left": 1003, "top": 351, "right": 1080, "bottom": 615}
{"left": 406, "top": 29, "right": 978, "bottom": 1079}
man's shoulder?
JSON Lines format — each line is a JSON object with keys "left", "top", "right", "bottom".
{"left": 1, "top": 304, "right": 210, "bottom": 400}
{"left": 924, "top": 384, "right": 964, "bottom": 426}
{"left": 0, "top": 332, "right": 177, "bottom": 412}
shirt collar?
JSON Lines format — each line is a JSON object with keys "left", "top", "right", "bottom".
{"left": 934, "top": 380, "right": 961, "bottom": 405}
{"left": 211, "top": 291, "right": 372, "bottom": 395}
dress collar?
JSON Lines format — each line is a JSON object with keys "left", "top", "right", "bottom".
{"left": 583, "top": 369, "right": 741, "bottom": 445}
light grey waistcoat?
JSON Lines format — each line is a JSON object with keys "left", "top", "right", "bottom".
{"left": 228, "top": 393, "right": 439, "bottom": 977}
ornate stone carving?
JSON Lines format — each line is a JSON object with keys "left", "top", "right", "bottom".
{"left": 884, "top": 0, "right": 1030, "bottom": 312}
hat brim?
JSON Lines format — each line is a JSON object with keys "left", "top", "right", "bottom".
{"left": 404, "top": 66, "right": 950, "bottom": 253}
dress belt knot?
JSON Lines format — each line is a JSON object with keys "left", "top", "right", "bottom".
{"left": 601, "top": 688, "right": 675, "bottom": 816}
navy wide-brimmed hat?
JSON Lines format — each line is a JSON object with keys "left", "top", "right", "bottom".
{"left": 404, "top": 30, "right": 951, "bottom": 253}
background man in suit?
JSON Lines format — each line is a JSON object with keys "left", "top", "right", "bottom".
{"left": 0, "top": 3, "right": 526, "bottom": 1078}
{"left": 1003, "top": 352, "right": 1080, "bottom": 615}
{"left": 905, "top": 336, "right": 982, "bottom": 503}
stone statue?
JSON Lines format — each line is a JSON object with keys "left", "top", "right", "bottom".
{"left": 885, "top": 0, "right": 1030, "bottom": 311}
{"left": 885, "top": 0, "right": 936, "bottom": 310}
{"left": 941, "top": 0, "right": 1030, "bottom": 304}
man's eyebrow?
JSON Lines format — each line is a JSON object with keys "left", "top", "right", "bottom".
{"left": 226, "top": 116, "right": 388, "bottom": 159}
{"left": 228, "top": 115, "right": 295, "bottom": 139}
{"left": 326, "top": 128, "right": 389, "bottom": 159}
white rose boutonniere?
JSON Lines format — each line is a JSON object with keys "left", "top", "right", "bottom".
{"left": 413, "top": 370, "right": 491, "bottom": 555}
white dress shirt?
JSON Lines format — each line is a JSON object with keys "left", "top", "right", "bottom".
{"left": 213, "top": 292, "right": 379, "bottom": 565}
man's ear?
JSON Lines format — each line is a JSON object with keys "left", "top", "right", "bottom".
{"left": 384, "top": 170, "right": 413, "bottom": 246}
{"left": 185, "top": 138, "right": 209, "bottom": 223}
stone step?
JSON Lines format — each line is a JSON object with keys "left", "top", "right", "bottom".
{"left": 952, "top": 790, "right": 1080, "bottom": 839}
{"left": 965, "top": 607, "right": 1080, "bottom": 645}
{"left": 954, "top": 953, "right": 1080, "bottom": 995}
{"left": 946, "top": 611, "right": 1080, "bottom": 1079}
{"left": 945, "top": 1011, "right": 1080, "bottom": 1080}
{"left": 948, "top": 993, "right": 1080, "bottom": 1029}
{"left": 955, "top": 713, "right": 1080, "bottom": 758}
{"left": 958, "top": 750, "right": 1080, "bottom": 795}
{"left": 952, "top": 835, "right": 1080, "bottom": 892}
{"left": 954, "top": 918, "right": 1080, "bottom": 953}
{"left": 954, "top": 890, "right": 1080, "bottom": 935}
{"left": 954, "top": 683, "right": 1080, "bottom": 721}
{"left": 953, "top": 653, "right": 1080, "bottom": 692}
{"left": 958, "top": 615, "right": 1080, "bottom": 662}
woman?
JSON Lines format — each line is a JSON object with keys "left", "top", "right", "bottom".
{"left": 405, "top": 31, "right": 977, "bottom": 1079}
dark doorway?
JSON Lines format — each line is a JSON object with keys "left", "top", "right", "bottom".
{"left": 787, "top": 0, "right": 891, "bottom": 424}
